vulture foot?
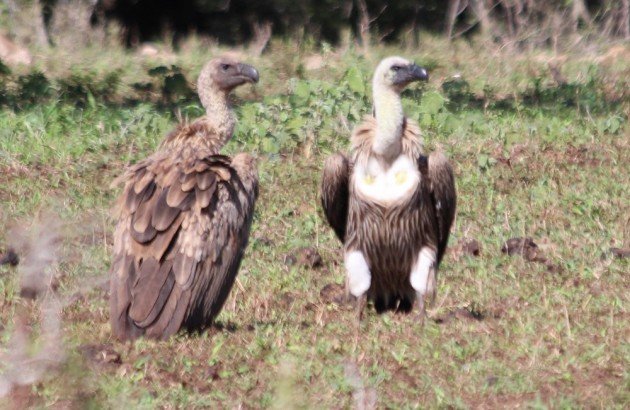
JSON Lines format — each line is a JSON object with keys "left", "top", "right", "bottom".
{"left": 414, "top": 292, "right": 428, "bottom": 326}
{"left": 356, "top": 293, "right": 367, "bottom": 323}
{"left": 353, "top": 293, "right": 368, "bottom": 346}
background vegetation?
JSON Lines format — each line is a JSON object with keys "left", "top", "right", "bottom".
{"left": 0, "top": 0, "right": 628, "bottom": 408}
{"left": 4, "top": 0, "right": 630, "bottom": 47}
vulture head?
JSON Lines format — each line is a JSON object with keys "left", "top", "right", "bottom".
{"left": 372, "top": 56, "right": 428, "bottom": 94}
{"left": 197, "top": 56, "right": 259, "bottom": 108}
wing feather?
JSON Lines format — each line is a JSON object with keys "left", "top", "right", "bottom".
{"left": 158, "top": 288, "right": 192, "bottom": 339}
{"left": 184, "top": 153, "right": 258, "bottom": 326}
{"left": 135, "top": 271, "right": 175, "bottom": 328}
{"left": 181, "top": 173, "right": 197, "bottom": 191}
{"left": 165, "top": 180, "right": 189, "bottom": 208}
{"left": 129, "top": 258, "right": 171, "bottom": 323}
{"left": 152, "top": 188, "right": 182, "bottom": 231}
{"left": 136, "top": 213, "right": 183, "bottom": 261}
{"left": 173, "top": 250, "right": 197, "bottom": 289}
{"left": 195, "top": 184, "right": 215, "bottom": 209}
{"left": 320, "top": 153, "right": 350, "bottom": 242}
{"left": 126, "top": 178, "right": 156, "bottom": 213}
{"left": 109, "top": 150, "right": 258, "bottom": 341}
{"left": 422, "top": 151, "right": 457, "bottom": 264}
{"left": 196, "top": 172, "right": 214, "bottom": 190}
{"left": 133, "top": 169, "right": 152, "bottom": 194}
{"left": 130, "top": 191, "right": 159, "bottom": 244}
{"left": 144, "top": 286, "right": 189, "bottom": 340}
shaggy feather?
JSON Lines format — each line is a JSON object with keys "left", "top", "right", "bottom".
{"left": 320, "top": 57, "right": 456, "bottom": 317}
{"left": 109, "top": 57, "right": 259, "bottom": 341}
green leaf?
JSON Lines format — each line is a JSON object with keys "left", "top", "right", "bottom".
{"left": 87, "top": 91, "right": 96, "bottom": 109}
{"left": 293, "top": 81, "right": 311, "bottom": 102}
{"left": 419, "top": 91, "right": 446, "bottom": 115}
{"left": 607, "top": 116, "right": 621, "bottom": 134}
{"left": 262, "top": 137, "right": 280, "bottom": 154}
{"left": 344, "top": 66, "right": 365, "bottom": 94}
{"left": 477, "top": 154, "right": 489, "bottom": 169}
{"left": 286, "top": 117, "right": 305, "bottom": 132}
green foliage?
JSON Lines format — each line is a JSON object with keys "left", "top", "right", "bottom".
{"left": 442, "top": 76, "right": 473, "bottom": 109}
{"left": 0, "top": 60, "right": 11, "bottom": 76}
{"left": 17, "top": 71, "right": 52, "bottom": 106}
{"left": 0, "top": 64, "right": 196, "bottom": 109}
{"left": 344, "top": 66, "right": 365, "bottom": 94}
{"left": 523, "top": 66, "right": 613, "bottom": 114}
{"left": 236, "top": 67, "right": 370, "bottom": 154}
{"left": 148, "top": 65, "right": 194, "bottom": 104}
{"left": 58, "top": 70, "right": 121, "bottom": 106}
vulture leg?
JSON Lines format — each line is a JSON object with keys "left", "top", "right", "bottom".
{"left": 410, "top": 246, "right": 437, "bottom": 324}
{"left": 353, "top": 293, "right": 367, "bottom": 348}
{"left": 345, "top": 250, "right": 371, "bottom": 322}
{"left": 414, "top": 264, "right": 437, "bottom": 326}
{"left": 415, "top": 291, "right": 427, "bottom": 326}
{"left": 321, "top": 153, "right": 350, "bottom": 243}
{"left": 356, "top": 293, "right": 367, "bottom": 322}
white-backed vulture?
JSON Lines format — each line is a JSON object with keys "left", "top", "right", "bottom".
{"left": 321, "top": 56, "right": 456, "bottom": 320}
{"left": 109, "top": 57, "right": 259, "bottom": 340}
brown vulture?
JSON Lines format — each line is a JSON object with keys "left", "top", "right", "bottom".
{"left": 321, "top": 56, "right": 457, "bottom": 321}
{"left": 109, "top": 57, "right": 259, "bottom": 340}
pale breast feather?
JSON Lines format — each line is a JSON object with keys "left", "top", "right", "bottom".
{"left": 352, "top": 155, "right": 421, "bottom": 205}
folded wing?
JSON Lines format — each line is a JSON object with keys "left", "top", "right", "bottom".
{"left": 419, "top": 151, "right": 456, "bottom": 264}
{"left": 320, "top": 153, "right": 351, "bottom": 243}
{"left": 109, "top": 153, "right": 257, "bottom": 340}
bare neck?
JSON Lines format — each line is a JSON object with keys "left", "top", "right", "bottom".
{"left": 199, "top": 85, "right": 236, "bottom": 149}
{"left": 371, "top": 83, "right": 404, "bottom": 162}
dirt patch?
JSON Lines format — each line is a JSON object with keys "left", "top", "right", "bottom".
{"left": 320, "top": 283, "right": 347, "bottom": 305}
{"left": 502, "top": 237, "right": 561, "bottom": 273}
{"left": 541, "top": 144, "right": 611, "bottom": 168}
{"left": 502, "top": 237, "right": 539, "bottom": 258}
{"left": 450, "top": 238, "right": 481, "bottom": 260}
{"left": 284, "top": 247, "right": 324, "bottom": 269}
{"left": 79, "top": 344, "right": 122, "bottom": 370}
{"left": 435, "top": 306, "right": 485, "bottom": 324}
{"left": 6, "top": 385, "right": 39, "bottom": 409}
{"left": 609, "top": 247, "right": 630, "bottom": 259}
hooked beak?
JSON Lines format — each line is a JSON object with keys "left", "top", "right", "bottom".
{"left": 393, "top": 63, "right": 429, "bottom": 86}
{"left": 237, "top": 63, "right": 259, "bottom": 84}
{"left": 409, "top": 64, "right": 429, "bottom": 82}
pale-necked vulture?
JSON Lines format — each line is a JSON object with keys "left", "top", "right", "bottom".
{"left": 321, "top": 56, "right": 456, "bottom": 321}
{"left": 109, "top": 57, "right": 259, "bottom": 340}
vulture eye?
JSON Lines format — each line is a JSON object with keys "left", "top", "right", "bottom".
{"left": 220, "top": 64, "right": 230, "bottom": 71}
{"left": 391, "top": 65, "right": 402, "bottom": 72}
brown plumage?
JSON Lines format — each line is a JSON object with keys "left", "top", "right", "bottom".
{"left": 321, "top": 56, "right": 456, "bottom": 320}
{"left": 109, "top": 57, "right": 259, "bottom": 340}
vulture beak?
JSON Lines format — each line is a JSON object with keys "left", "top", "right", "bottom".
{"left": 237, "top": 63, "right": 260, "bottom": 84}
{"left": 394, "top": 63, "right": 429, "bottom": 86}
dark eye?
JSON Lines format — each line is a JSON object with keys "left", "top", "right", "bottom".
{"left": 221, "top": 64, "right": 230, "bottom": 71}
{"left": 391, "top": 65, "right": 402, "bottom": 72}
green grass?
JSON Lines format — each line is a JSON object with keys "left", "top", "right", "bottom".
{"left": 0, "top": 41, "right": 628, "bottom": 408}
